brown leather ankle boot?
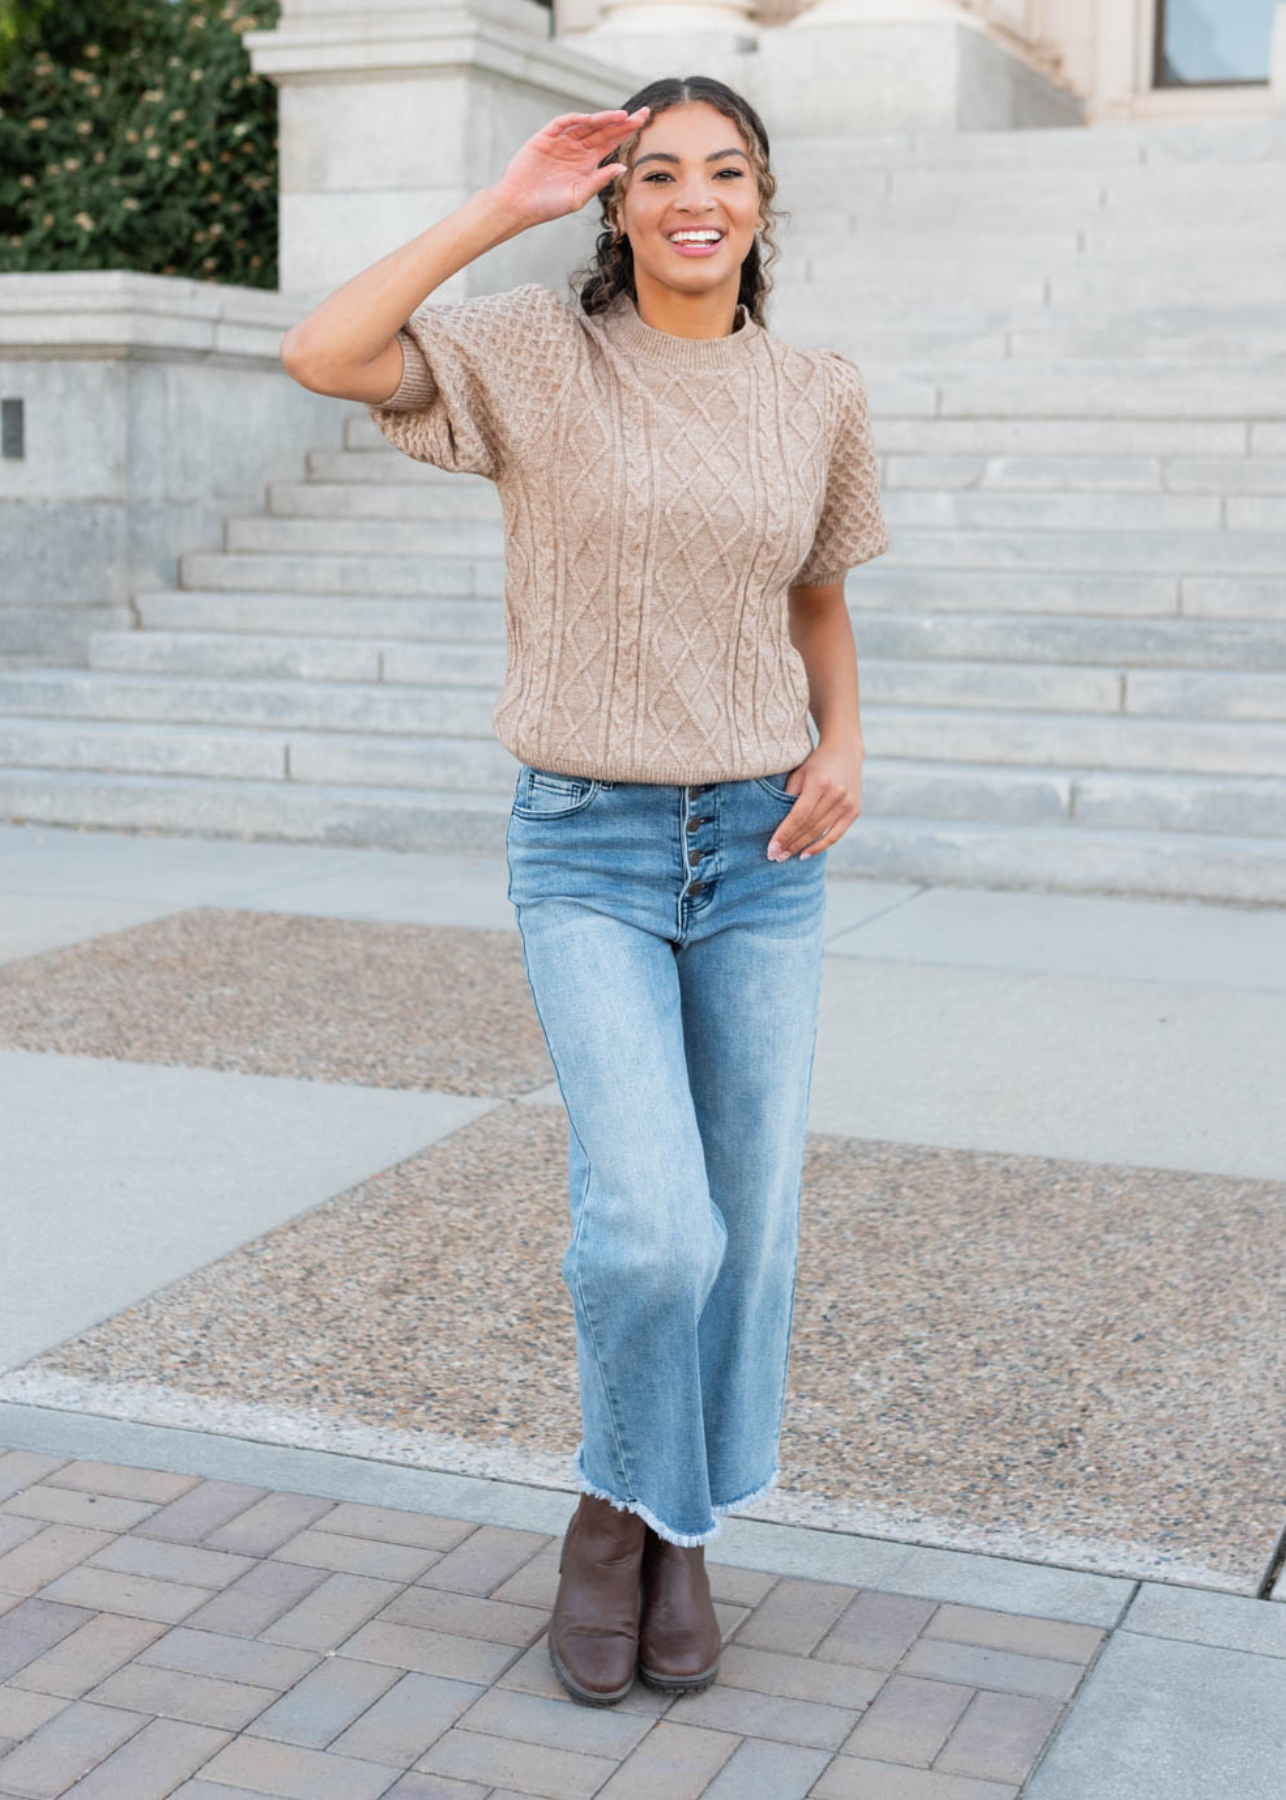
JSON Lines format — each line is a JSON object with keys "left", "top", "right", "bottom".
{"left": 548, "top": 1492, "right": 647, "bottom": 1705}
{"left": 636, "top": 1524, "right": 722, "bottom": 1693}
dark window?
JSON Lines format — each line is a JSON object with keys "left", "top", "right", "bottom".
{"left": 1154, "top": 0, "right": 1276, "bottom": 86}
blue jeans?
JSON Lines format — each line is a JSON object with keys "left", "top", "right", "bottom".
{"left": 505, "top": 764, "right": 827, "bottom": 1546}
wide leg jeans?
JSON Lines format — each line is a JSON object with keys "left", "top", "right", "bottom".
{"left": 506, "top": 764, "right": 827, "bottom": 1546}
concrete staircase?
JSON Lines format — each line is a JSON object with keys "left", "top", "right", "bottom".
{"left": 3, "top": 114, "right": 1285, "bottom": 902}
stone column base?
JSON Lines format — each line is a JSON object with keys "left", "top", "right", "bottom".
{"left": 763, "top": 14, "right": 1084, "bottom": 136}
{"left": 247, "top": 0, "right": 644, "bottom": 303}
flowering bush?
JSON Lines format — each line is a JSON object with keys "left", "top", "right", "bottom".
{"left": 0, "top": 0, "right": 280, "bottom": 285}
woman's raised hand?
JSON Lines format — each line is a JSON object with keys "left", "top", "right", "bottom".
{"left": 491, "top": 107, "right": 650, "bottom": 228}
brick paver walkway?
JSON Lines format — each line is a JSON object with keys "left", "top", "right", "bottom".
{"left": 0, "top": 1450, "right": 1104, "bottom": 1799}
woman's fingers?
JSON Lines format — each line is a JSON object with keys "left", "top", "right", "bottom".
{"left": 798, "top": 807, "right": 858, "bottom": 859}
{"left": 539, "top": 107, "right": 648, "bottom": 143}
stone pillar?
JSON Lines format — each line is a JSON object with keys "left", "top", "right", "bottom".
{"left": 591, "top": 0, "right": 756, "bottom": 30}
{"left": 789, "top": 0, "right": 967, "bottom": 25}
{"left": 758, "top": 0, "right": 1084, "bottom": 134}
{"left": 243, "top": 0, "right": 642, "bottom": 304}
{"left": 565, "top": 0, "right": 761, "bottom": 94}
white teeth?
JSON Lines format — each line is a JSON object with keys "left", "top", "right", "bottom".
{"left": 670, "top": 231, "right": 722, "bottom": 243}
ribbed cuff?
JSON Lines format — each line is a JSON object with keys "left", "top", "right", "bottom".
{"left": 370, "top": 329, "right": 438, "bottom": 413}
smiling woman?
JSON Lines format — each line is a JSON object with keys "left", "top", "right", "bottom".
{"left": 584, "top": 87, "right": 771, "bottom": 342}
{"left": 279, "top": 69, "right": 888, "bottom": 1716}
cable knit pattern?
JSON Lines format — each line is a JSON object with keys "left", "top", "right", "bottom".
{"left": 367, "top": 281, "right": 889, "bottom": 783}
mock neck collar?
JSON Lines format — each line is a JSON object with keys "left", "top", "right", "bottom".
{"left": 599, "top": 288, "right": 765, "bottom": 370}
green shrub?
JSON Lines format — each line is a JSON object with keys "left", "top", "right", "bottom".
{"left": 0, "top": 0, "right": 281, "bottom": 286}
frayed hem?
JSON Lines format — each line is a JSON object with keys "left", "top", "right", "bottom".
{"left": 711, "top": 1463, "right": 780, "bottom": 1517}
{"left": 568, "top": 1448, "right": 723, "bottom": 1548}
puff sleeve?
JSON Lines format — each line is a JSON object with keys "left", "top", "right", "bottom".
{"left": 366, "top": 281, "right": 583, "bottom": 482}
{"left": 792, "top": 349, "right": 889, "bottom": 586}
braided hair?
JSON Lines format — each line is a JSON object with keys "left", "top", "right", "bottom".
{"left": 569, "top": 73, "right": 787, "bottom": 328}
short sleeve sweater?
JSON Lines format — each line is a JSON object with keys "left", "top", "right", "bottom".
{"left": 366, "top": 282, "right": 889, "bottom": 785}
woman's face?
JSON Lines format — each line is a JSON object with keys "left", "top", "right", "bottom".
{"left": 616, "top": 101, "right": 761, "bottom": 304}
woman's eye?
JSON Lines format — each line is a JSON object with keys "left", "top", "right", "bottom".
{"left": 643, "top": 167, "right": 744, "bottom": 182}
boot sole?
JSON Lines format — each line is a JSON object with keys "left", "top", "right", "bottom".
{"left": 636, "top": 1657, "right": 720, "bottom": 1694}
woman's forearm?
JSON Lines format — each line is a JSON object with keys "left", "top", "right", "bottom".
{"left": 787, "top": 587, "right": 864, "bottom": 748}
{"left": 280, "top": 186, "right": 532, "bottom": 383}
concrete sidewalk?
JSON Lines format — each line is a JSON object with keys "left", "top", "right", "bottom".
{"left": 1, "top": 819, "right": 1283, "bottom": 1797}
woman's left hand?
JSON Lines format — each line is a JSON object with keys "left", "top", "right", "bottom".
{"left": 767, "top": 738, "right": 864, "bottom": 861}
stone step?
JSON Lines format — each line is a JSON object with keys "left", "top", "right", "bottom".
{"left": 3, "top": 714, "right": 1284, "bottom": 838}
{"left": 859, "top": 323, "right": 1286, "bottom": 362}
{"left": 0, "top": 670, "right": 492, "bottom": 738}
{"left": 0, "top": 718, "right": 510, "bottom": 788}
{"left": 793, "top": 224, "right": 1280, "bottom": 270}
{"left": 883, "top": 455, "right": 1286, "bottom": 495}
{"left": 265, "top": 473, "right": 1286, "bottom": 529}
{"left": 903, "top": 419, "right": 1281, "bottom": 458}
{"left": 134, "top": 589, "right": 507, "bottom": 639}
{"left": 0, "top": 602, "right": 131, "bottom": 663}
{"left": 176, "top": 551, "right": 503, "bottom": 595}
{"left": 790, "top": 179, "right": 1286, "bottom": 236}
{"left": 304, "top": 446, "right": 502, "bottom": 485}
{"left": 1003, "top": 327, "right": 1286, "bottom": 361}
{"left": 89, "top": 631, "right": 504, "bottom": 684}
{"left": 888, "top": 491, "right": 1286, "bottom": 529}
{"left": 0, "top": 715, "right": 286, "bottom": 781}
{"left": 805, "top": 237, "right": 1283, "bottom": 286}
{"left": 315, "top": 446, "right": 1286, "bottom": 499}
{"left": 790, "top": 263, "right": 1286, "bottom": 308}
{"left": 1071, "top": 767, "right": 1286, "bottom": 837}
{"left": 223, "top": 515, "right": 503, "bottom": 555}
{"left": 339, "top": 360, "right": 1286, "bottom": 434}
{"left": 1225, "top": 496, "right": 1286, "bottom": 528}
{"left": 232, "top": 494, "right": 1276, "bottom": 555}
{"left": 878, "top": 528, "right": 1286, "bottom": 574}
{"left": 340, "top": 409, "right": 1268, "bottom": 463}
{"left": 796, "top": 318, "right": 1286, "bottom": 366}
{"left": 1050, "top": 270, "right": 1286, "bottom": 309}
{"left": 781, "top": 298, "right": 1286, "bottom": 334}
{"left": 851, "top": 571, "right": 1284, "bottom": 621}
{"left": 1, "top": 765, "right": 1282, "bottom": 904}
{"left": 5, "top": 671, "right": 1285, "bottom": 778}
{"left": 89, "top": 611, "right": 1286, "bottom": 676}
{"left": 133, "top": 569, "right": 1285, "bottom": 630}
{"left": 271, "top": 476, "right": 501, "bottom": 516}
{"left": 92, "top": 614, "right": 1265, "bottom": 680}
{"left": 863, "top": 361, "right": 1286, "bottom": 419}
{"left": 178, "top": 530, "right": 1286, "bottom": 588}
{"left": 81, "top": 633, "right": 1286, "bottom": 718}
{"left": 874, "top": 418, "right": 1282, "bottom": 456}
{"left": 852, "top": 610, "right": 1286, "bottom": 670}
{"left": 882, "top": 491, "right": 1226, "bottom": 529}
{"left": 772, "top": 118, "right": 1286, "bottom": 171}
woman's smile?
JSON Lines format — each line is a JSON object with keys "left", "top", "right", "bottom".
{"left": 665, "top": 228, "right": 727, "bottom": 256}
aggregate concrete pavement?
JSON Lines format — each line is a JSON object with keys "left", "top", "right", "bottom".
{"left": 1, "top": 819, "right": 1282, "bottom": 1798}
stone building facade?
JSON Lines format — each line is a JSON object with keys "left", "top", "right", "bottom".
{"left": 554, "top": 0, "right": 1285, "bottom": 127}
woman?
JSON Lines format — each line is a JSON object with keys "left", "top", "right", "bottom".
{"left": 281, "top": 73, "right": 888, "bottom": 1709}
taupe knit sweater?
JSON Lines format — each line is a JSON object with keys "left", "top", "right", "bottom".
{"left": 367, "top": 282, "right": 889, "bottom": 784}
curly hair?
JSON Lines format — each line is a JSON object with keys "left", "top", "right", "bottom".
{"left": 568, "top": 74, "right": 787, "bottom": 329}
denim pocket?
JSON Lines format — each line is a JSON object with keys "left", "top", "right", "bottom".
{"left": 511, "top": 764, "right": 601, "bottom": 819}
{"left": 754, "top": 772, "right": 797, "bottom": 804}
